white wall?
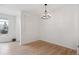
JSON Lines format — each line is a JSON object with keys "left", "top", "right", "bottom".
{"left": 0, "top": 7, "right": 20, "bottom": 42}
{"left": 40, "top": 5, "right": 79, "bottom": 50}
{"left": 21, "top": 11, "right": 40, "bottom": 44}
{"left": 16, "top": 12, "right": 21, "bottom": 43}
{"left": 0, "top": 13, "right": 16, "bottom": 42}
{"left": 77, "top": 5, "right": 79, "bottom": 54}
{"left": 13, "top": 5, "right": 79, "bottom": 50}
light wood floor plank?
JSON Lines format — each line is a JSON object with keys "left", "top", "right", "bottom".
{"left": 0, "top": 40, "right": 77, "bottom": 55}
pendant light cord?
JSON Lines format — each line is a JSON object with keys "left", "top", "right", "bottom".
{"left": 45, "top": 4, "right": 47, "bottom": 16}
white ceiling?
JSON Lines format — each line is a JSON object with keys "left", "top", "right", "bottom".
{"left": 0, "top": 4, "right": 72, "bottom": 16}
{"left": 0, "top": 4, "right": 65, "bottom": 11}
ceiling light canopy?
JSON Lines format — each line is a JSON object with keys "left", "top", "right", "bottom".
{"left": 41, "top": 4, "right": 51, "bottom": 19}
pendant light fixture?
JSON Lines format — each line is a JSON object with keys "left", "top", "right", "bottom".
{"left": 41, "top": 4, "right": 51, "bottom": 19}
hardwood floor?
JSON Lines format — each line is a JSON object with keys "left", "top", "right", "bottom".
{"left": 0, "top": 40, "right": 77, "bottom": 55}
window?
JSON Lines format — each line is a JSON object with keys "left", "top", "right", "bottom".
{"left": 0, "top": 19, "right": 8, "bottom": 34}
